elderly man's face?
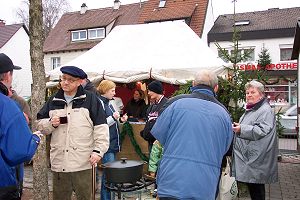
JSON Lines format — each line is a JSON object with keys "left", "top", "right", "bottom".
{"left": 60, "top": 74, "right": 81, "bottom": 95}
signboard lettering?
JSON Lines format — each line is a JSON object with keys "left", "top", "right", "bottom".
{"left": 238, "top": 62, "right": 297, "bottom": 70}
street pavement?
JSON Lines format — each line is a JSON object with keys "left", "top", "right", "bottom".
{"left": 23, "top": 154, "right": 300, "bottom": 200}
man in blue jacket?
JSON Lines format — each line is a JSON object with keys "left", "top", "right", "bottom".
{"left": 0, "top": 53, "right": 40, "bottom": 199}
{"left": 151, "top": 70, "right": 233, "bottom": 200}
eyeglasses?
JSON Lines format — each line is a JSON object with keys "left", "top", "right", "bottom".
{"left": 60, "top": 77, "right": 80, "bottom": 83}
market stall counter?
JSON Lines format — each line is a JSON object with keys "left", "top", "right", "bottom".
{"left": 117, "top": 122, "right": 149, "bottom": 172}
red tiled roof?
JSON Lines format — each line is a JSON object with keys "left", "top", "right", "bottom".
{"left": 43, "top": 3, "right": 144, "bottom": 53}
{"left": 0, "top": 24, "right": 25, "bottom": 48}
{"left": 44, "top": 0, "right": 209, "bottom": 53}
{"left": 138, "top": 0, "right": 208, "bottom": 36}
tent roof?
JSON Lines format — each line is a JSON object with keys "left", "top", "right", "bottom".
{"left": 47, "top": 21, "right": 227, "bottom": 85}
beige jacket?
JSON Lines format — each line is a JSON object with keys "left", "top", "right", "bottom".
{"left": 37, "top": 87, "right": 109, "bottom": 172}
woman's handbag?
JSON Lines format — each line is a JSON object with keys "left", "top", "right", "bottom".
{"left": 217, "top": 157, "right": 238, "bottom": 200}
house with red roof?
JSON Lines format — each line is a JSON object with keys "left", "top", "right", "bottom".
{"left": 0, "top": 20, "right": 31, "bottom": 98}
{"left": 43, "top": 0, "right": 214, "bottom": 73}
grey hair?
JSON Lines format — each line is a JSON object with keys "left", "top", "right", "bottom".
{"left": 194, "top": 70, "right": 218, "bottom": 88}
{"left": 245, "top": 80, "right": 265, "bottom": 94}
{"left": 0, "top": 71, "right": 12, "bottom": 81}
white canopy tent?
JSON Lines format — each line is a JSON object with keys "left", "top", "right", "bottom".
{"left": 47, "top": 21, "right": 228, "bottom": 86}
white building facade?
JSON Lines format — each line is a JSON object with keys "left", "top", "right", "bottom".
{"left": 208, "top": 7, "right": 300, "bottom": 107}
{"left": 0, "top": 23, "right": 31, "bottom": 98}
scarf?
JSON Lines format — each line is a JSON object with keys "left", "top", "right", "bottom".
{"left": 246, "top": 98, "right": 265, "bottom": 110}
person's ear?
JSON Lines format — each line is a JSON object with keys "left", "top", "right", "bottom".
{"left": 75, "top": 80, "right": 82, "bottom": 87}
{"left": 3, "top": 71, "right": 10, "bottom": 81}
{"left": 214, "top": 84, "right": 219, "bottom": 93}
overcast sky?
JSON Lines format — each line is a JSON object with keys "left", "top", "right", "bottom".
{"left": 1, "top": 0, "right": 300, "bottom": 24}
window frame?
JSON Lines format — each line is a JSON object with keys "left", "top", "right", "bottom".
{"left": 88, "top": 28, "right": 105, "bottom": 39}
{"left": 51, "top": 57, "right": 61, "bottom": 69}
{"left": 280, "top": 48, "right": 293, "bottom": 61}
{"left": 218, "top": 48, "right": 255, "bottom": 63}
{"left": 71, "top": 30, "right": 87, "bottom": 41}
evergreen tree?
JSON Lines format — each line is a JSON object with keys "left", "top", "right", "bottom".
{"left": 257, "top": 46, "right": 272, "bottom": 70}
{"left": 214, "top": 0, "right": 262, "bottom": 121}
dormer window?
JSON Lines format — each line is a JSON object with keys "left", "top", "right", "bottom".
{"left": 72, "top": 30, "right": 87, "bottom": 41}
{"left": 71, "top": 28, "right": 105, "bottom": 42}
{"left": 88, "top": 28, "right": 105, "bottom": 39}
{"left": 234, "top": 20, "right": 250, "bottom": 26}
{"left": 159, "top": 0, "right": 166, "bottom": 8}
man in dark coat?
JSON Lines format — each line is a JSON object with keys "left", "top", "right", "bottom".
{"left": 140, "top": 80, "right": 168, "bottom": 152}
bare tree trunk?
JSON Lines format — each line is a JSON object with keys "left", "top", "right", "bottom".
{"left": 29, "top": 0, "right": 49, "bottom": 199}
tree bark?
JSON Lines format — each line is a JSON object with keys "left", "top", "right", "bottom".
{"left": 29, "top": 0, "right": 49, "bottom": 199}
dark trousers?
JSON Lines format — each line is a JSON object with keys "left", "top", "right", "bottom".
{"left": 160, "top": 198, "right": 179, "bottom": 200}
{"left": 53, "top": 169, "right": 92, "bottom": 200}
{"left": 246, "top": 183, "right": 265, "bottom": 200}
{"left": 0, "top": 186, "right": 21, "bottom": 200}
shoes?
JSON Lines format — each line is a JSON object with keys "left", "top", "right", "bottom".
{"left": 152, "top": 189, "right": 157, "bottom": 198}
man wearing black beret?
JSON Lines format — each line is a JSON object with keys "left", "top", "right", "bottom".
{"left": 37, "top": 66, "right": 109, "bottom": 200}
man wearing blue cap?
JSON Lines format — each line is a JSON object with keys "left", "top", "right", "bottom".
{"left": 0, "top": 53, "right": 40, "bottom": 200}
{"left": 37, "top": 66, "right": 109, "bottom": 200}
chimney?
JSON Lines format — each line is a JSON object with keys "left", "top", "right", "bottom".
{"left": 80, "top": 3, "right": 88, "bottom": 14}
{"left": 113, "top": 0, "right": 121, "bottom": 10}
{"left": 0, "top": 19, "right": 5, "bottom": 27}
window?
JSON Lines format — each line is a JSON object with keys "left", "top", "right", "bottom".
{"left": 88, "top": 28, "right": 105, "bottom": 39}
{"left": 51, "top": 57, "right": 61, "bottom": 69}
{"left": 159, "top": 0, "right": 166, "bottom": 8}
{"left": 234, "top": 20, "right": 250, "bottom": 26}
{"left": 71, "top": 30, "right": 87, "bottom": 41}
{"left": 230, "top": 49, "right": 242, "bottom": 61}
{"left": 243, "top": 49, "right": 255, "bottom": 62}
{"left": 280, "top": 48, "right": 292, "bottom": 61}
{"left": 219, "top": 48, "right": 254, "bottom": 63}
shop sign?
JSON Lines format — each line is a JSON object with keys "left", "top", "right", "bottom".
{"left": 238, "top": 62, "right": 298, "bottom": 70}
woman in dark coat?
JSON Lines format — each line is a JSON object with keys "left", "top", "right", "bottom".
{"left": 124, "top": 89, "right": 148, "bottom": 121}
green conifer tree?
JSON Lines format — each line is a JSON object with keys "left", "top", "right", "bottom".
{"left": 257, "top": 46, "right": 272, "bottom": 70}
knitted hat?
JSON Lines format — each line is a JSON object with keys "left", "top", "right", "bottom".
{"left": 60, "top": 66, "right": 87, "bottom": 79}
{"left": 148, "top": 80, "right": 163, "bottom": 94}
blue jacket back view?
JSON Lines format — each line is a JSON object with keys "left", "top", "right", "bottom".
{"left": 0, "top": 93, "right": 39, "bottom": 197}
{"left": 151, "top": 88, "right": 233, "bottom": 199}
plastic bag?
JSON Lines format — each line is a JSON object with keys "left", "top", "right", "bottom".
{"left": 217, "top": 157, "right": 238, "bottom": 200}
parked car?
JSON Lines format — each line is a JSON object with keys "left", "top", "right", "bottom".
{"left": 279, "top": 105, "right": 297, "bottom": 136}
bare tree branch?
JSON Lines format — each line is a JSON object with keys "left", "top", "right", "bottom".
{"left": 16, "top": 0, "right": 70, "bottom": 38}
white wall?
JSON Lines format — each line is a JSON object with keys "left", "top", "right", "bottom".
{"left": 44, "top": 50, "right": 88, "bottom": 73}
{"left": 201, "top": 0, "right": 215, "bottom": 44}
{"left": 209, "top": 37, "right": 297, "bottom": 64}
{"left": 1, "top": 27, "right": 31, "bottom": 98}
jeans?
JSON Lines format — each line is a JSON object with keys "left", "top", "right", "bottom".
{"left": 100, "top": 152, "right": 116, "bottom": 200}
